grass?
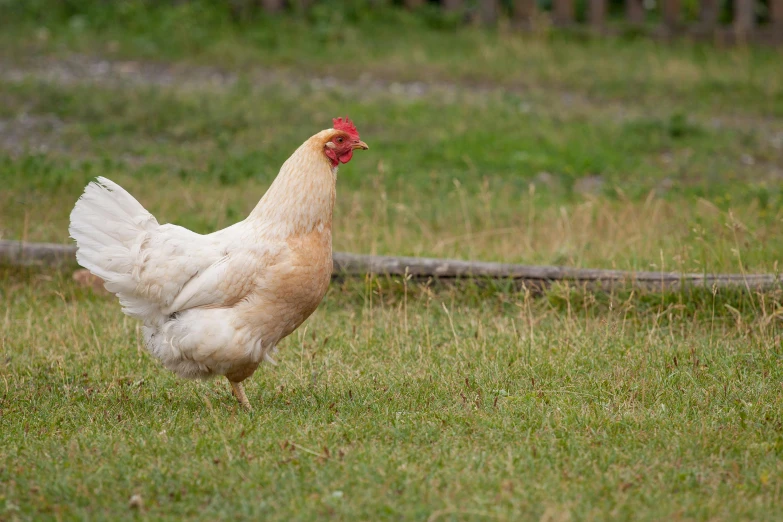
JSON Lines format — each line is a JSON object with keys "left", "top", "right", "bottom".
{"left": 2, "top": 2, "right": 783, "bottom": 520}
{"left": 1, "top": 72, "right": 781, "bottom": 272}
{"left": 3, "top": 269, "right": 783, "bottom": 520}
{"left": 3, "top": 1, "right": 783, "bottom": 117}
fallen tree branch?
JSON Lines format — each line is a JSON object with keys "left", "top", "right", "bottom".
{"left": 1, "top": 240, "right": 77, "bottom": 267}
{"left": 1, "top": 239, "right": 779, "bottom": 291}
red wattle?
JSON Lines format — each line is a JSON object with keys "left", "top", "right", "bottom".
{"left": 338, "top": 150, "right": 353, "bottom": 164}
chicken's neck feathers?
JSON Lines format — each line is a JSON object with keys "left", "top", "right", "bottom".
{"left": 246, "top": 134, "right": 337, "bottom": 240}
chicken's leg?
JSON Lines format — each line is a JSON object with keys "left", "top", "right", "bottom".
{"left": 229, "top": 379, "right": 252, "bottom": 410}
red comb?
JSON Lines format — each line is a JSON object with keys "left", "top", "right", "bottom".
{"left": 333, "top": 117, "right": 360, "bottom": 140}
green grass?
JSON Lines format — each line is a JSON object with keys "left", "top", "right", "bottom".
{"left": 3, "top": 1, "right": 783, "bottom": 117}
{"left": 2, "top": 3, "right": 783, "bottom": 520}
{"left": 3, "top": 269, "right": 783, "bottom": 520}
{"left": 1, "top": 74, "right": 782, "bottom": 272}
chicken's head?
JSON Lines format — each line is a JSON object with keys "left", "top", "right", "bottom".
{"left": 324, "top": 117, "right": 368, "bottom": 167}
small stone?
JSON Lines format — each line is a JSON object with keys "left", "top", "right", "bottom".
{"left": 574, "top": 175, "right": 605, "bottom": 195}
{"left": 129, "top": 494, "right": 143, "bottom": 509}
{"left": 656, "top": 178, "right": 674, "bottom": 195}
{"left": 534, "top": 171, "right": 557, "bottom": 188}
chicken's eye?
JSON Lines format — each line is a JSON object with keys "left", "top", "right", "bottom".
{"left": 337, "top": 137, "right": 344, "bottom": 143}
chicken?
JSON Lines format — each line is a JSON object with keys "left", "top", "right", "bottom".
{"left": 68, "top": 117, "right": 368, "bottom": 409}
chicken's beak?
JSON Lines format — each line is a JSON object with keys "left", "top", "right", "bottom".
{"left": 353, "top": 140, "right": 369, "bottom": 151}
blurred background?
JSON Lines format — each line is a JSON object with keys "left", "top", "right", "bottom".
{"left": 1, "top": 0, "right": 782, "bottom": 273}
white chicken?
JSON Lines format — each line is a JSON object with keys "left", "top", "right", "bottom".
{"left": 68, "top": 118, "right": 368, "bottom": 409}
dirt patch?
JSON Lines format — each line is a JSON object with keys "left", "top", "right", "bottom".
{"left": 3, "top": 55, "right": 239, "bottom": 91}
{"left": 0, "top": 113, "right": 65, "bottom": 154}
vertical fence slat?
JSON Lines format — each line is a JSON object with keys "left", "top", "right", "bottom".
{"left": 442, "top": 0, "right": 464, "bottom": 11}
{"left": 661, "top": 0, "right": 680, "bottom": 29}
{"left": 625, "top": 0, "right": 645, "bottom": 25}
{"left": 771, "top": 0, "right": 783, "bottom": 27}
{"left": 479, "top": 0, "right": 500, "bottom": 24}
{"left": 588, "top": 0, "right": 607, "bottom": 28}
{"left": 733, "top": 0, "right": 755, "bottom": 33}
{"left": 697, "top": 0, "right": 719, "bottom": 29}
{"left": 553, "top": 0, "right": 575, "bottom": 25}
{"left": 513, "top": 0, "right": 536, "bottom": 25}
{"left": 261, "top": 0, "right": 283, "bottom": 12}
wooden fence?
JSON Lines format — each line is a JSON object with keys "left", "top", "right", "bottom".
{"left": 260, "top": 0, "right": 783, "bottom": 44}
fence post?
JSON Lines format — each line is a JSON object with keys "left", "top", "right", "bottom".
{"left": 553, "top": 0, "right": 575, "bottom": 25}
{"left": 661, "top": 0, "right": 681, "bottom": 31}
{"left": 261, "top": 0, "right": 284, "bottom": 12}
{"left": 479, "top": 0, "right": 500, "bottom": 24}
{"left": 771, "top": 0, "right": 783, "bottom": 29}
{"left": 443, "top": 0, "right": 464, "bottom": 11}
{"left": 588, "top": 0, "right": 607, "bottom": 28}
{"left": 513, "top": 0, "right": 536, "bottom": 26}
{"left": 733, "top": 0, "right": 755, "bottom": 35}
{"left": 625, "top": 0, "right": 645, "bottom": 25}
{"left": 697, "top": 0, "right": 719, "bottom": 30}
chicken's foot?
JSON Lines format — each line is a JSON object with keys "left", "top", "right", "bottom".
{"left": 229, "top": 379, "right": 252, "bottom": 410}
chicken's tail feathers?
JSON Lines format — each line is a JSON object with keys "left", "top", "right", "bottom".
{"left": 68, "top": 176, "right": 159, "bottom": 291}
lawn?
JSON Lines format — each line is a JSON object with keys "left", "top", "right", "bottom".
{"left": 1, "top": 3, "right": 783, "bottom": 520}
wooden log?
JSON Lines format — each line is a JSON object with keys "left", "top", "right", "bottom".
{"left": 733, "top": 0, "right": 755, "bottom": 34}
{"left": 331, "top": 252, "right": 779, "bottom": 290}
{"left": 0, "top": 240, "right": 78, "bottom": 267}
{"left": 625, "top": 0, "right": 645, "bottom": 25}
{"left": 588, "top": 0, "right": 607, "bottom": 28}
{"left": 1, "top": 240, "right": 779, "bottom": 292}
{"left": 552, "top": 0, "right": 575, "bottom": 25}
